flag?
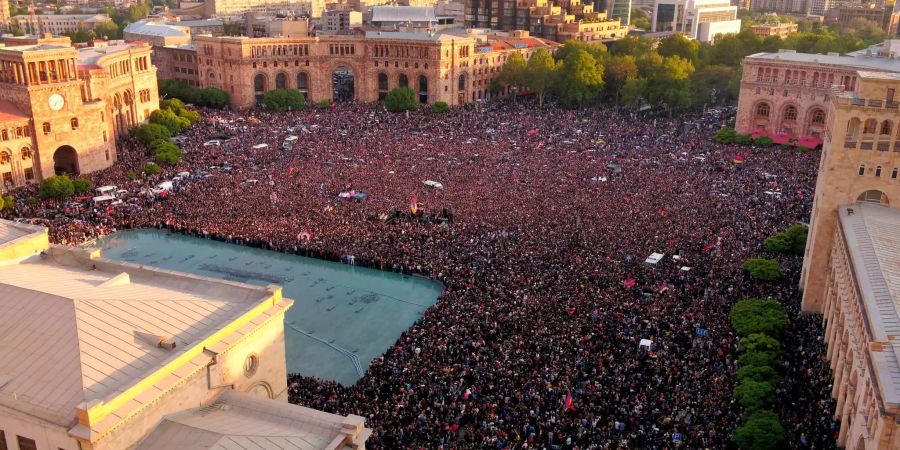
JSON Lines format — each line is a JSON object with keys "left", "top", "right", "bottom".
{"left": 658, "top": 208, "right": 667, "bottom": 217}
{"left": 410, "top": 195, "right": 418, "bottom": 215}
{"left": 623, "top": 278, "right": 636, "bottom": 288}
{"left": 564, "top": 391, "right": 573, "bottom": 411}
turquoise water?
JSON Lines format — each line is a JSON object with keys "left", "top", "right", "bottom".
{"left": 93, "top": 229, "right": 443, "bottom": 385}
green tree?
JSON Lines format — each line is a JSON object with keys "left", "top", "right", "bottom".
{"left": 657, "top": 34, "right": 700, "bottom": 64}
{"left": 691, "top": 64, "right": 738, "bottom": 108}
{"left": 197, "top": 87, "right": 230, "bottom": 108}
{"left": 743, "top": 258, "right": 782, "bottom": 282}
{"left": 150, "top": 108, "right": 187, "bottom": 134}
{"left": 607, "top": 36, "right": 652, "bottom": 57}
{"left": 72, "top": 177, "right": 93, "bottom": 195}
{"left": 639, "top": 54, "right": 694, "bottom": 113}
{"left": 143, "top": 162, "right": 161, "bottom": 175}
{"left": 755, "top": 136, "right": 774, "bottom": 147}
{"left": 737, "top": 365, "right": 779, "bottom": 384}
{"left": 93, "top": 20, "right": 122, "bottom": 39}
{"left": 555, "top": 40, "right": 607, "bottom": 64}
{"left": 161, "top": 98, "right": 186, "bottom": 114}
{"left": 714, "top": 127, "right": 736, "bottom": 144}
{"left": 384, "top": 87, "right": 418, "bottom": 112}
{"left": 630, "top": 8, "right": 650, "bottom": 30}
{"left": 733, "top": 380, "right": 776, "bottom": 411}
{"left": 605, "top": 55, "right": 638, "bottom": 103}
{"left": 153, "top": 142, "right": 183, "bottom": 165}
{"left": 134, "top": 123, "right": 171, "bottom": 147}
{"left": 498, "top": 51, "right": 527, "bottom": 93}
{"left": 1, "top": 195, "right": 13, "bottom": 211}
{"left": 740, "top": 333, "right": 781, "bottom": 358}
{"left": 262, "top": 88, "right": 307, "bottom": 112}
{"left": 178, "top": 109, "right": 201, "bottom": 125}
{"left": 430, "top": 101, "right": 450, "bottom": 113}
{"left": 730, "top": 298, "right": 788, "bottom": 337}
{"left": 39, "top": 175, "right": 75, "bottom": 200}
{"left": 734, "top": 410, "right": 786, "bottom": 450}
{"left": 556, "top": 49, "right": 604, "bottom": 107}
{"left": 524, "top": 48, "right": 557, "bottom": 107}
{"left": 735, "top": 134, "right": 753, "bottom": 145}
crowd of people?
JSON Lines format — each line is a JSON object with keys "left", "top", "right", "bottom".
{"left": 5, "top": 100, "right": 836, "bottom": 449}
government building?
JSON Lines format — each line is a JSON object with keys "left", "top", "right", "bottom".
{"left": 799, "top": 71, "right": 900, "bottom": 449}
{"left": 735, "top": 40, "right": 900, "bottom": 147}
{"left": 188, "top": 29, "right": 558, "bottom": 108}
{"left": 0, "top": 219, "right": 371, "bottom": 449}
{"left": 0, "top": 35, "right": 158, "bottom": 191}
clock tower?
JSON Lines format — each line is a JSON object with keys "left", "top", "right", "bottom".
{"left": 0, "top": 40, "right": 112, "bottom": 179}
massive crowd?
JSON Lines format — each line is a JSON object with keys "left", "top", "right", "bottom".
{"left": 6, "top": 100, "right": 836, "bottom": 449}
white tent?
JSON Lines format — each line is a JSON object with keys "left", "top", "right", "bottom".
{"left": 639, "top": 339, "right": 653, "bottom": 350}
{"left": 645, "top": 253, "right": 664, "bottom": 265}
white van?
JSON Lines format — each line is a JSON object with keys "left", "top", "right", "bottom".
{"left": 251, "top": 144, "right": 269, "bottom": 151}
{"left": 96, "top": 185, "right": 117, "bottom": 196}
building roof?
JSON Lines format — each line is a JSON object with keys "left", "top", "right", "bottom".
{"left": 124, "top": 20, "right": 190, "bottom": 38}
{"left": 136, "top": 390, "right": 370, "bottom": 450}
{"left": 0, "top": 100, "right": 29, "bottom": 123}
{"left": 0, "top": 233, "right": 280, "bottom": 427}
{"left": 173, "top": 19, "right": 224, "bottom": 27}
{"left": 371, "top": 6, "right": 437, "bottom": 23}
{"left": 0, "top": 220, "right": 44, "bottom": 247}
{"left": 747, "top": 49, "right": 900, "bottom": 72}
{"left": 838, "top": 203, "right": 900, "bottom": 409}
{"left": 76, "top": 43, "right": 143, "bottom": 66}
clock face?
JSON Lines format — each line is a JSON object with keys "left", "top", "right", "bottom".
{"left": 48, "top": 93, "right": 65, "bottom": 111}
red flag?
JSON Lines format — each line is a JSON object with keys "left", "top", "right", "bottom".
{"left": 564, "top": 391, "right": 573, "bottom": 411}
{"left": 623, "top": 278, "right": 636, "bottom": 288}
{"left": 410, "top": 195, "right": 418, "bottom": 215}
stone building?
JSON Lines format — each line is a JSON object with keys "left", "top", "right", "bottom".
{"left": 798, "top": 72, "right": 900, "bottom": 449}
{"left": 750, "top": 22, "right": 798, "bottom": 38}
{"left": 188, "top": 30, "right": 558, "bottom": 108}
{"left": 0, "top": 37, "right": 158, "bottom": 190}
{"left": 10, "top": 14, "right": 113, "bottom": 36}
{"left": 0, "top": 219, "right": 371, "bottom": 450}
{"left": 734, "top": 45, "right": 900, "bottom": 145}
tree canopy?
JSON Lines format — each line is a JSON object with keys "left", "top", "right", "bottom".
{"left": 263, "top": 88, "right": 307, "bottom": 112}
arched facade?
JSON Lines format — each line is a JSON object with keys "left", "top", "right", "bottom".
{"left": 192, "top": 34, "right": 560, "bottom": 108}
{"left": 53, "top": 145, "right": 79, "bottom": 176}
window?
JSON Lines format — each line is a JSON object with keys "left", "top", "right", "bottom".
{"left": 859, "top": 164, "right": 866, "bottom": 176}
{"left": 0, "top": 152, "right": 8, "bottom": 164}
{"left": 24, "top": 167, "right": 33, "bottom": 181}
{"left": 244, "top": 354, "right": 259, "bottom": 377}
{"left": 0, "top": 130, "right": 6, "bottom": 141}
{"left": 784, "top": 105, "right": 797, "bottom": 121}
{"left": 377, "top": 73, "right": 388, "bottom": 91}
{"left": 881, "top": 121, "right": 892, "bottom": 135}
{"left": 21, "top": 148, "right": 30, "bottom": 160}
{"left": 0, "top": 429, "right": 6, "bottom": 450}
{"left": 876, "top": 166, "right": 883, "bottom": 177}
{"left": 864, "top": 119, "right": 877, "bottom": 134}
{"left": 888, "top": 88, "right": 895, "bottom": 103}
{"left": 297, "top": 73, "right": 308, "bottom": 92}
{"left": 42, "top": 122, "right": 51, "bottom": 134}
{"left": 857, "top": 189, "right": 888, "bottom": 204}
{"left": 16, "top": 436, "right": 36, "bottom": 450}
{"left": 756, "top": 103, "right": 770, "bottom": 117}
{"left": 458, "top": 74, "right": 466, "bottom": 91}
{"left": 892, "top": 167, "right": 898, "bottom": 179}
{"left": 399, "top": 74, "right": 408, "bottom": 88}
{"left": 71, "top": 117, "right": 78, "bottom": 130}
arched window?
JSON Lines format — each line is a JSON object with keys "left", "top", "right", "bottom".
{"left": 857, "top": 189, "right": 889, "bottom": 204}
{"left": 378, "top": 73, "right": 388, "bottom": 91}
{"left": 399, "top": 74, "right": 408, "bottom": 88}
{"left": 418, "top": 75, "right": 428, "bottom": 104}
{"left": 858, "top": 164, "right": 866, "bottom": 176}
{"left": 876, "top": 166, "right": 883, "bottom": 177}
{"left": 880, "top": 120, "right": 892, "bottom": 135}
{"left": 458, "top": 74, "right": 466, "bottom": 91}
{"left": 864, "top": 119, "right": 877, "bottom": 134}
{"left": 810, "top": 108, "right": 825, "bottom": 125}
{"left": 784, "top": 105, "right": 797, "bottom": 121}
{"left": 20, "top": 148, "right": 30, "bottom": 160}
{"left": 254, "top": 74, "right": 266, "bottom": 92}
{"left": 0, "top": 152, "right": 9, "bottom": 164}
{"left": 297, "top": 72, "right": 308, "bottom": 92}
{"left": 756, "top": 103, "right": 770, "bottom": 117}
{"left": 276, "top": 72, "right": 287, "bottom": 89}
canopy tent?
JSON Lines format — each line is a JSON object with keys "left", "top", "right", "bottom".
{"left": 639, "top": 339, "right": 653, "bottom": 350}
{"left": 645, "top": 253, "right": 664, "bottom": 265}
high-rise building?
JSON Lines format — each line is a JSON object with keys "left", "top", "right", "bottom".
{"left": 749, "top": 0, "right": 807, "bottom": 14}
{"left": 607, "top": 0, "right": 633, "bottom": 24}
{"left": 465, "top": 0, "right": 628, "bottom": 41}
{"left": 797, "top": 71, "right": 900, "bottom": 450}
{"left": 651, "top": 0, "right": 741, "bottom": 42}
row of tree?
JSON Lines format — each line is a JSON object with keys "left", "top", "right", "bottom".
{"left": 730, "top": 298, "right": 789, "bottom": 450}
{"left": 158, "top": 80, "right": 231, "bottom": 109}
{"left": 494, "top": 16, "right": 888, "bottom": 111}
